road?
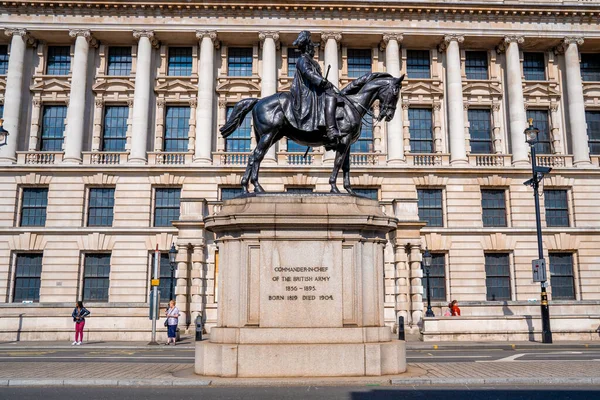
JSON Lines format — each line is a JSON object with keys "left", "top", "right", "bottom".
{"left": 1, "top": 385, "right": 598, "bottom": 400}
{"left": 0, "top": 345, "right": 599, "bottom": 364}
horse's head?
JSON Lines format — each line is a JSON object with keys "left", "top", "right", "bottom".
{"left": 377, "top": 74, "right": 404, "bottom": 122}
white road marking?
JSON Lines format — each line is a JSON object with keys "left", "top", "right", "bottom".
{"left": 407, "top": 355, "right": 491, "bottom": 359}
{"left": 489, "top": 353, "right": 526, "bottom": 362}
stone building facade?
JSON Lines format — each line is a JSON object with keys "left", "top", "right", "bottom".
{"left": 0, "top": 0, "right": 599, "bottom": 341}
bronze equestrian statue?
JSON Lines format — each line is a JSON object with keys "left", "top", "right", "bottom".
{"left": 221, "top": 31, "right": 404, "bottom": 195}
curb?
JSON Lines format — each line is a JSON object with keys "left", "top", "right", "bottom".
{"left": 406, "top": 343, "right": 600, "bottom": 351}
{"left": 391, "top": 377, "right": 600, "bottom": 386}
{"left": 4, "top": 379, "right": 212, "bottom": 387}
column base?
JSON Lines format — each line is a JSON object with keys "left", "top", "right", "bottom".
{"left": 0, "top": 157, "right": 17, "bottom": 165}
{"left": 450, "top": 158, "right": 468, "bottom": 166}
{"left": 192, "top": 157, "right": 213, "bottom": 165}
{"left": 574, "top": 160, "right": 593, "bottom": 168}
{"left": 387, "top": 158, "right": 407, "bottom": 166}
{"left": 262, "top": 157, "right": 277, "bottom": 165}
{"left": 128, "top": 158, "right": 148, "bottom": 165}
{"left": 512, "top": 160, "right": 530, "bottom": 167}
{"left": 62, "top": 157, "right": 82, "bottom": 165}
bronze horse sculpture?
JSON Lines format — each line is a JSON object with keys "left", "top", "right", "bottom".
{"left": 220, "top": 72, "right": 404, "bottom": 194}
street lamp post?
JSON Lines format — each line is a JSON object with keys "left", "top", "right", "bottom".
{"left": 168, "top": 243, "right": 178, "bottom": 301}
{"left": 0, "top": 118, "right": 9, "bottom": 147}
{"left": 422, "top": 248, "right": 434, "bottom": 318}
{"left": 523, "top": 119, "right": 553, "bottom": 344}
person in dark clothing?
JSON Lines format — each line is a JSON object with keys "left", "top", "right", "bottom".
{"left": 71, "top": 301, "right": 90, "bottom": 345}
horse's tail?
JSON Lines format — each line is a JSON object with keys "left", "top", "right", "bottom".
{"left": 220, "top": 98, "right": 259, "bottom": 138}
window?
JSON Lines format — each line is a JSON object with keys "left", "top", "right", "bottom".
{"left": 46, "top": 46, "right": 71, "bottom": 75}
{"left": 168, "top": 47, "right": 192, "bottom": 76}
{"left": 83, "top": 254, "right": 110, "bottom": 302}
{"left": 406, "top": 50, "right": 430, "bottom": 79}
{"left": 154, "top": 188, "right": 181, "bottom": 227}
{"left": 526, "top": 110, "right": 551, "bottom": 154}
{"left": 288, "top": 47, "right": 299, "bottom": 77}
{"left": 485, "top": 253, "right": 511, "bottom": 301}
{"left": 423, "top": 254, "right": 446, "bottom": 301}
{"left": 102, "top": 106, "right": 128, "bottom": 151}
{"left": 354, "top": 188, "right": 378, "bottom": 200}
{"left": 40, "top": 105, "right": 67, "bottom": 151}
{"left": 225, "top": 106, "right": 252, "bottom": 152}
{"left": 87, "top": 188, "right": 115, "bottom": 227}
{"left": 0, "top": 45, "right": 8, "bottom": 74}
{"left": 20, "top": 188, "right": 48, "bottom": 227}
{"left": 228, "top": 47, "right": 252, "bottom": 77}
{"left": 286, "top": 187, "right": 314, "bottom": 194}
{"left": 465, "top": 51, "right": 488, "bottom": 80}
{"left": 351, "top": 113, "right": 373, "bottom": 152}
{"left": 0, "top": 104, "right": 4, "bottom": 119}
{"left": 221, "top": 187, "right": 244, "bottom": 201}
{"left": 409, "top": 108, "right": 433, "bottom": 153}
{"left": 523, "top": 53, "right": 546, "bottom": 81}
{"left": 287, "top": 139, "right": 310, "bottom": 153}
{"left": 544, "top": 189, "right": 569, "bottom": 227}
{"left": 549, "top": 253, "right": 575, "bottom": 300}
{"left": 581, "top": 54, "right": 600, "bottom": 82}
{"left": 347, "top": 49, "right": 371, "bottom": 78}
{"left": 164, "top": 106, "right": 190, "bottom": 152}
{"left": 468, "top": 109, "right": 493, "bottom": 154}
{"left": 481, "top": 189, "right": 507, "bottom": 227}
{"left": 13, "top": 254, "right": 42, "bottom": 303}
{"left": 107, "top": 47, "right": 132, "bottom": 76}
{"left": 159, "top": 253, "right": 176, "bottom": 302}
{"left": 417, "top": 189, "right": 443, "bottom": 227}
{"left": 586, "top": 110, "right": 600, "bottom": 155}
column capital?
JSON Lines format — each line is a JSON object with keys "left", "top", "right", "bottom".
{"left": 68, "top": 29, "right": 98, "bottom": 48}
{"left": 196, "top": 30, "right": 219, "bottom": 48}
{"left": 4, "top": 28, "right": 36, "bottom": 46}
{"left": 496, "top": 35, "right": 524, "bottom": 54}
{"left": 258, "top": 31, "right": 280, "bottom": 49}
{"left": 133, "top": 30, "right": 159, "bottom": 48}
{"left": 380, "top": 33, "right": 403, "bottom": 50}
{"left": 321, "top": 31, "right": 342, "bottom": 48}
{"left": 554, "top": 37, "right": 584, "bottom": 55}
{"left": 189, "top": 98, "right": 198, "bottom": 108}
{"left": 438, "top": 34, "right": 464, "bottom": 52}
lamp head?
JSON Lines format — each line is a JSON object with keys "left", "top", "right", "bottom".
{"left": 524, "top": 118, "right": 539, "bottom": 145}
{"left": 422, "top": 248, "right": 432, "bottom": 268}
{"left": 0, "top": 119, "right": 9, "bottom": 147}
{"left": 168, "top": 243, "right": 178, "bottom": 264}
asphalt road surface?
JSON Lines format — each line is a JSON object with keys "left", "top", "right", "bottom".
{"left": 0, "top": 346, "right": 599, "bottom": 364}
{"left": 1, "top": 385, "right": 598, "bottom": 400}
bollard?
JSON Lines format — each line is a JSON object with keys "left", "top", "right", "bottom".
{"left": 398, "top": 316, "right": 405, "bottom": 341}
{"left": 195, "top": 315, "right": 203, "bottom": 341}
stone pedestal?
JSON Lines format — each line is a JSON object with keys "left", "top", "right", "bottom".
{"left": 195, "top": 194, "right": 406, "bottom": 377}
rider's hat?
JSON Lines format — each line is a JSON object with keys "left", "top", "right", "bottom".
{"left": 293, "top": 31, "right": 319, "bottom": 50}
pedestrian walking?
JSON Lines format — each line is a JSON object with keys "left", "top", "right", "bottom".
{"left": 450, "top": 299, "right": 461, "bottom": 316}
{"left": 165, "top": 300, "right": 179, "bottom": 345}
{"left": 71, "top": 301, "right": 90, "bottom": 345}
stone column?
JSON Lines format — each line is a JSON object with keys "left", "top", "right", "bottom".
{"left": 497, "top": 36, "right": 528, "bottom": 165}
{"left": 322, "top": 32, "right": 342, "bottom": 163}
{"left": 439, "top": 35, "right": 467, "bottom": 165}
{"left": 129, "top": 30, "right": 158, "bottom": 164}
{"left": 0, "top": 29, "right": 35, "bottom": 164}
{"left": 382, "top": 33, "right": 405, "bottom": 164}
{"left": 190, "top": 244, "right": 206, "bottom": 328}
{"left": 63, "top": 30, "right": 97, "bottom": 164}
{"left": 175, "top": 244, "right": 190, "bottom": 327}
{"left": 259, "top": 31, "right": 279, "bottom": 164}
{"left": 433, "top": 102, "right": 443, "bottom": 153}
{"left": 91, "top": 98, "right": 103, "bottom": 151}
{"left": 194, "top": 31, "right": 218, "bottom": 164}
{"left": 492, "top": 103, "right": 503, "bottom": 153}
{"left": 409, "top": 242, "right": 423, "bottom": 328}
{"left": 556, "top": 37, "right": 591, "bottom": 166}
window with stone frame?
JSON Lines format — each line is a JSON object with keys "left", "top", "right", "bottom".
{"left": 285, "top": 187, "right": 314, "bottom": 194}
{"left": 20, "top": 187, "right": 48, "bottom": 227}
{"left": 164, "top": 106, "right": 190, "bottom": 152}
{"left": 225, "top": 106, "right": 252, "bottom": 152}
{"left": 549, "top": 253, "right": 575, "bottom": 300}
{"left": 40, "top": 105, "right": 67, "bottom": 151}
{"left": 13, "top": 253, "right": 43, "bottom": 303}
{"left": 228, "top": 47, "right": 253, "bottom": 77}
{"left": 353, "top": 188, "right": 379, "bottom": 200}
{"left": 586, "top": 110, "right": 600, "bottom": 155}
{"left": 406, "top": 50, "right": 430, "bottom": 79}
{"left": 544, "top": 189, "right": 569, "bottom": 227}
{"left": 465, "top": 51, "right": 488, "bottom": 80}
{"left": 287, "top": 47, "right": 299, "bottom": 78}
{"left": 0, "top": 45, "right": 8, "bottom": 74}
{"left": 351, "top": 113, "right": 374, "bottom": 152}
{"left": 167, "top": 47, "right": 193, "bottom": 76}
{"left": 107, "top": 46, "right": 132, "bottom": 76}
{"left": 153, "top": 187, "right": 181, "bottom": 227}
{"left": 87, "top": 187, "right": 115, "bottom": 227}
{"left": 526, "top": 110, "right": 551, "bottom": 154}
{"left": 485, "top": 253, "right": 511, "bottom": 301}
{"left": 220, "top": 187, "right": 244, "bottom": 201}
{"left": 82, "top": 253, "right": 111, "bottom": 302}
{"left": 0, "top": 104, "right": 4, "bottom": 119}
{"left": 408, "top": 108, "right": 434, "bottom": 153}
{"left": 159, "top": 253, "right": 176, "bottom": 302}
{"left": 580, "top": 53, "right": 600, "bottom": 82}
{"left": 46, "top": 46, "right": 71, "bottom": 75}
{"left": 523, "top": 52, "right": 546, "bottom": 81}
{"left": 102, "top": 106, "right": 128, "bottom": 152}
{"left": 347, "top": 49, "right": 372, "bottom": 78}
{"left": 468, "top": 109, "right": 493, "bottom": 154}
{"left": 422, "top": 253, "right": 446, "bottom": 301}
{"left": 417, "top": 188, "right": 443, "bottom": 227}
{"left": 481, "top": 189, "right": 507, "bottom": 227}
